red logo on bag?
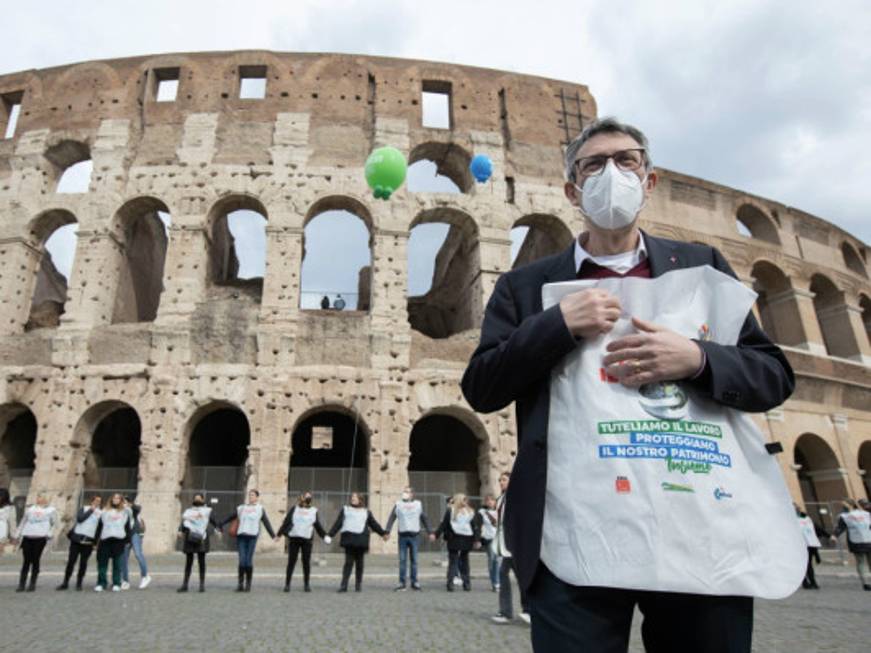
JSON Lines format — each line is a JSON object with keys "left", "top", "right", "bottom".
{"left": 600, "top": 368, "right": 619, "bottom": 384}
{"left": 615, "top": 477, "right": 631, "bottom": 493}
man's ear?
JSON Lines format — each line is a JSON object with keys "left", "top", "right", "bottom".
{"left": 564, "top": 181, "right": 580, "bottom": 206}
{"left": 644, "top": 170, "right": 658, "bottom": 197}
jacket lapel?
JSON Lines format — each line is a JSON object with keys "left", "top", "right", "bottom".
{"left": 642, "top": 230, "right": 680, "bottom": 278}
{"left": 543, "top": 243, "right": 578, "bottom": 284}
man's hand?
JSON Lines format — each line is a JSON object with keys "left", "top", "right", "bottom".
{"left": 602, "top": 317, "right": 703, "bottom": 388}
{"left": 559, "top": 289, "right": 621, "bottom": 339}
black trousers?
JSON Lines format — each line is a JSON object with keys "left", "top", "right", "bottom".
{"left": 286, "top": 538, "right": 313, "bottom": 586}
{"left": 527, "top": 564, "right": 753, "bottom": 653}
{"left": 63, "top": 541, "right": 94, "bottom": 585}
{"left": 183, "top": 552, "right": 207, "bottom": 584}
{"left": 20, "top": 537, "right": 48, "bottom": 583}
{"left": 803, "top": 546, "right": 820, "bottom": 588}
{"left": 447, "top": 549, "right": 470, "bottom": 588}
{"left": 341, "top": 548, "right": 365, "bottom": 589}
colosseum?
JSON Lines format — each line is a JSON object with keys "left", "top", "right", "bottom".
{"left": 0, "top": 51, "right": 868, "bottom": 554}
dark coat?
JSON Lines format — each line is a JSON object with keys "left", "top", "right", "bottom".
{"left": 461, "top": 232, "right": 795, "bottom": 591}
{"left": 434, "top": 508, "right": 481, "bottom": 552}
{"left": 327, "top": 508, "right": 386, "bottom": 551}
{"left": 178, "top": 508, "right": 221, "bottom": 554}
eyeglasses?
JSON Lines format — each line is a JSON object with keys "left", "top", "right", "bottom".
{"left": 573, "top": 148, "right": 646, "bottom": 178}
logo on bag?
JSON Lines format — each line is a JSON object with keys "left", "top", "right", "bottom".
{"left": 615, "top": 476, "right": 631, "bottom": 493}
{"left": 661, "top": 481, "right": 694, "bottom": 493}
{"left": 713, "top": 487, "right": 733, "bottom": 500}
{"left": 637, "top": 382, "right": 689, "bottom": 420}
{"left": 698, "top": 324, "right": 712, "bottom": 341}
{"left": 599, "top": 368, "right": 619, "bottom": 384}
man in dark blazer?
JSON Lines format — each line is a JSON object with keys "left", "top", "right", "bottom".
{"left": 461, "top": 117, "right": 794, "bottom": 653}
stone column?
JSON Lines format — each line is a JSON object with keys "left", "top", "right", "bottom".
{"left": 769, "top": 287, "right": 826, "bottom": 354}
{"left": 0, "top": 237, "right": 41, "bottom": 335}
{"left": 477, "top": 227, "right": 512, "bottom": 323}
{"left": 257, "top": 223, "right": 303, "bottom": 367}
{"left": 369, "top": 227, "right": 411, "bottom": 370}
{"left": 58, "top": 228, "right": 124, "bottom": 329}
{"left": 831, "top": 414, "right": 863, "bottom": 499}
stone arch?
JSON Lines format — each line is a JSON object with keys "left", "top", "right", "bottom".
{"left": 841, "top": 242, "right": 868, "bottom": 278}
{"left": 288, "top": 404, "right": 371, "bottom": 496}
{"left": 860, "top": 294, "right": 871, "bottom": 350}
{"left": 794, "top": 433, "right": 848, "bottom": 507}
{"left": 859, "top": 440, "right": 871, "bottom": 499}
{"left": 736, "top": 203, "right": 780, "bottom": 244}
{"left": 206, "top": 193, "right": 268, "bottom": 298}
{"left": 301, "top": 196, "right": 373, "bottom": 311}
{"left": 70, "top": 400, "right": 143, "bottom": 495}
{"left": 407, "top": 142, "right": 473, "bottom": 193}
{"left": 407, "top": 406, "right": 490, "bottom": 499}
{"left": 44, "top": 139, "right": 92, "bottom": 192}
{"left": 809, "top": 273, "right": 857, "bottom": 358}
{"left": 0, "top": 403, "right": 37, "bottom": 513}
{"left": 750, "top": 260, "right": 804, "bottom": 346}
{"left": 24, "top": 209, "right": 78, "bottom": 331}
{"left": 110, "top": 196, "right": 171, "bottom": 323}
{"left": 511, "top": 213, "right": 574, "bottom": 269}
{"left": 407, "top": 208, "right": 481, "bottom": 339}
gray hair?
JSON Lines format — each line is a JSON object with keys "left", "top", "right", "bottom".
{"left": 564, "top": 117, "right": 653, "bottom": 182}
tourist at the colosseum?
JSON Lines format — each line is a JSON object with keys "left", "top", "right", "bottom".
{"left": 94, "top": 492, "right": 133, "bottom": 592}
{"left": 220, "top": 489, "right": 275, "bottom": 593}
{"left": 491, "top": 471, "right": 529, "bottom": 625}
{"left": 384, "top": 485, "right": 431, "bottom": 591}
{"left": 462, "top": 117, "right": 798, "bottom": 652}
{"left": 13, "top": 492, "right": 56, "bottom": 591}
{"left": 794, "top": 503, "right": 828, "bottom": 590}
{"left": 120, "top": 496, "right": 152, "bottom": 590}
{"left": 328, "top": 492, "right": 388, "bottom": 593}
{"left": 275, "top": 491, "right": 331, "bottom": 592}
{"left": 0, "top": 489, "right": 16, "bottom": 556}
{"left": 177, "top": 493, "right": 220, "bottom": 593}
{"left": 478, "top": 494, "right": 500, "bottom": 592}
{"left": 830, "top": 499, "right": 871, "bottom": 591}
{"left": 431, "top": 493, "right": 481, "bottom": 592}
{"left": 56, "top": 495, "right": 102, "bottom": 591}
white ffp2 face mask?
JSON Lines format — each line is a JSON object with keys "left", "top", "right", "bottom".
{"left": 576, "top": 160, "right": 646, "bottom": 230}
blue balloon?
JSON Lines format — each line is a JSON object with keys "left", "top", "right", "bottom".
{"left": 469, "top": 154, "right": 493, "bottom": 183}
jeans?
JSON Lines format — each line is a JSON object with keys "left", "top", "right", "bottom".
{"left": 498, "top": 556, "right": 529, "bottom": 618}
{"left": 527, "top": 564, "right": 753, "bottom": 653}
{"left": 96, "top": 538, "right": 126, "bottom": 588}
{"left": 237, "top": 534, "right": 257, "bottom": 568}
{"left": 122, "top": 532, "right": 148, "bottom": 581}
{"left": 484, "top": 540, "right": 501, "bottom": 588}
{"left": 398, "top": 533, "right": 419, "bottom": 585}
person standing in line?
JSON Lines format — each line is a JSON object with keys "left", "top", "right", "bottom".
{"left": 830, "top": 499, "right": 871, "bottom": 591}
{"left": 478, "top": 494, "right": 500, "bottom": 592}
{"left": 221, "top": 489, "right": 276, "bottom": 592}
{"left": 57, "top": 495, "right": 102, "bottom": 591}
{"left": 275, "top": 491, "right": 331, "bottom": 592}
{"left": 95, "top": 493, "right": 132, "bottom": 593}
{"left": 328, "top": 492, "right": 388, "bottom": 593}
{"left": 794, "top": 504, "right": 827, "bottom": 590}
{"left": 14, "top": 492, "right": 57, "bottom": 592}
{"left": 491, "top": 471, "right": 530, "bottom": 624}
{"left": 384, "top": 486, "right": 431, "bottom": 591}
{"left": 177, "top": 493, "right": 221, "bottom": 593}
{"left": 120, "top": 497, "right": 151, "bottom": 590}
{"left": 431, "top": 493, "right": 480, "bottom": 592}
{"left": 0, "top": 488, "right": 17, "bottom": 556}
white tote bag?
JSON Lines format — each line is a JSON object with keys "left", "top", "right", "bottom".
{"left": 540, "top": 266, "right": 805, "bottom": 599}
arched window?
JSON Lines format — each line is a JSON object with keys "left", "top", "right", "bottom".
{"left": 794, "top": 433, "right": 848, "bottom": 531}
{"left": 208, "top": 196, "right": 268, "bottom": 301}
{"left": 736, "top": 204, "right": 780, "bottom": 244}
{"left": 25, "top": 210, "right": 78, "bottom": 331}
{"left": 111, "top": 197, "right": 171, "bottom": 323}
{"left": 45, "top": 140, "right": 92, "bottom": 193}
{"left": 77, "top": 402, "right": 142, "bottom": 494}
{"left": 0, "top": 403, "right": 37, "bottom": 519}
{"left": 510, "top": 214, "right": 573, "bottom": 269}
{"left": 841, "top": 242, "right": 868, "bottom": 278}
{"left": 809, "top": 274, "right": 855, "bottom": 358}
{"left": 750, "top": 261, "right": 801, "bottom": 345}
{"left": 407, "top": 208, "right": 480, "bottom": 338}
{"left": 301, "top": 197, "right": 372, "bottom": 311}
{"left": 407, "top": 142, "right": 472, "bottom": 194}
{"left": 860, "top": 294, "right": 871, "bottom": 350}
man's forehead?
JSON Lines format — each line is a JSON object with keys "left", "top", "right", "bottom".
{"left": 575, "top": 132, "right": 642, "bottom": 160}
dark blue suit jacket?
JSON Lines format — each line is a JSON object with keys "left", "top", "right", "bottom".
{"left": 460, "top": 232, "right": 795, "bottom": 592}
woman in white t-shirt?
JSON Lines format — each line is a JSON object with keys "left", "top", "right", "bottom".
{"left": 14, "top": 493, "right": 57, "bottom": 592}
{"left": 431, "top": 493, "right": 481, "bottom": 592}
{"left": 219, "top": 489, "right": 276, "bottom": 592}
{"left": 275, "top": 492, "right": 331, "bottom": 592}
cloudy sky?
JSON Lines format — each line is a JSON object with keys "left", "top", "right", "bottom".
{"left": 3, "top": 0, "right": 869, "bottom": 290}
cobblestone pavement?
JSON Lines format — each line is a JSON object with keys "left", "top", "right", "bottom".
{"left": 1, "top": 552, "right": 868, "bottom": 652}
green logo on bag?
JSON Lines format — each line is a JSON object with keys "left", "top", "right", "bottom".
{"left": 661, "top": 482, "right": 694, "bottom": 493}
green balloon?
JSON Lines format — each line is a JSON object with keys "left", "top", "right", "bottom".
{"left": 365, "top": 147, "right": 407, "bottom": 200}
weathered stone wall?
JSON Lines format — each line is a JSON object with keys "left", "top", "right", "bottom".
{"left": 0, "top": 52, "right": 868, "bottom": 553}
